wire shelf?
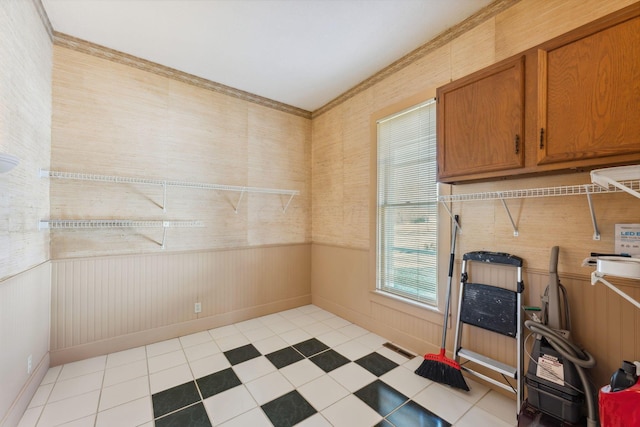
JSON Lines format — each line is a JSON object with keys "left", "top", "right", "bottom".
{"left": 39, "top": 220, "right": 204, "bottom": 230}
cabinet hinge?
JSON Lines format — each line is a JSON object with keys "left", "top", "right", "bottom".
{"left": 539, "top": 128, "right": 545, "bottom": 149}
{"left": 514, "top": 134, "right": 520, "bottom": 154}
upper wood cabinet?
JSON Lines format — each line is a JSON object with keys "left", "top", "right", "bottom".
{"left": 537, "top": 14, "right": 640, "bottom": 166}
{"left": 437, "top": 4, "right": 640, "bottom": 183}
{"left": 436, "top": 56, "right": 525, "bottom": 181}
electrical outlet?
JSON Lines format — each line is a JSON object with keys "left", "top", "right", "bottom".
{"left": 194, "top": 302, "right": 201, "bottom": 313}
{"left": 27, "top": 354, "right": 32, "bottom": 375}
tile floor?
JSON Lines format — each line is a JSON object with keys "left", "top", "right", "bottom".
{"left": 18, "top": 305, "right": 516, "bottom": 427}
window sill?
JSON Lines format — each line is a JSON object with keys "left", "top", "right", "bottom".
{"left": 370, "top": 290, "right": 445, "bottom": 326}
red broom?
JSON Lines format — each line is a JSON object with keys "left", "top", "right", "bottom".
{"left": 415, "top": 214, "right": 469, "bottom": 391}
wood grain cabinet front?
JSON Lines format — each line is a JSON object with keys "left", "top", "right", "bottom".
{"left": 436, "top": 4, "right": 640, "bottom": 184}
{"left": 537, "top": 13, "right": 640, "bottom": 167}
{"left": 436, "top": 56, "right": 525, "bottom": 182}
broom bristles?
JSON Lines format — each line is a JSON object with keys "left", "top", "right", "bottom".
{"left": 415, "top": 349, "right": 469, "bottom": 391}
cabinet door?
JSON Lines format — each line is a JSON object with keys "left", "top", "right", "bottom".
{"left": 538, "top": 16, "right": 640, "bottom": 165}
{"left": 437, "top": 56, "right": 525, "bottom": 182}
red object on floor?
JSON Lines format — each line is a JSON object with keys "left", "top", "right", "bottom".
{"left": 599, "top": 379, "right": 640, "bottom": 427}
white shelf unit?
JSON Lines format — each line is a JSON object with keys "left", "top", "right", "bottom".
{"left": 40, "top": 169, "right": 301, "bottom": 213}
{"left": 38, "top": 219, "right": 204, "bottom": 249}
{"left": 438, "top": 165, "right": 640, "bottom": 240}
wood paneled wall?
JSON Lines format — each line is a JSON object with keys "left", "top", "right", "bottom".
{"left": 50, "top": 244, "right": 311, "bottom": 365}
{"left": 311, "top": 0, "right": 640, "bottom": 390}
{"left": 49, "top": 43, "right": 312, "bottom": 361}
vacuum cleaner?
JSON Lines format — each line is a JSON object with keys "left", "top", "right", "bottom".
{"left": 518, "top": 246, "right": 597, "bottom": 427}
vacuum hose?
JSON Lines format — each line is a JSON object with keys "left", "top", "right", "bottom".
{"left": 524, "top": 320, "right": 598, "bottom": 427}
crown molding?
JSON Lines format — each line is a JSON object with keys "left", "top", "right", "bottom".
{"left": 311, "top": 0, "right": 520, "bottom": 118}
{"left": 53, "top": 32, "right": 312, "bottom": 120}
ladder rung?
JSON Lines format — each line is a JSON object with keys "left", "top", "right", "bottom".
{"left": 457, "top": 348, "right": 517, "bottom": 378}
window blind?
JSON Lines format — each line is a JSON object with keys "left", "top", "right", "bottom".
{"left": 377, "top": 99, "right": 438, "bottom": 305}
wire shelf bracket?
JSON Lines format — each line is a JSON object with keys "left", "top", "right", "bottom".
{"left": 439, "top": 165, "right": 640, "bottom": 240}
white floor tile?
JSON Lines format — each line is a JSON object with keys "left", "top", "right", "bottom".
{"left": 376, "top": 346, "right": 412, "bottom": 365}
{"left": 413, "top": 383, "right": 473, "bottom": 424}
{"left": 252, "top": 335, "right": 288, "bottom": 354}
{"left": 232, "top": 356, "right": 276, "bottom": 383}
{"left": 296, "top": 305, "right": 321, "bottom": 314}
{"left": 267, "top": 319, "right": 297, "bottom": 335}
{"left": 302, "top": 322, "right": 333, "bottom": 337}
{"left": 208, "top": 324, "right": 240, "bottom": 340}
{"left": 455, "top": 405, "right": 515, "bottom": 427}
{"left": 234, "top": 318, "right": 264, "bottom": 333}
{"left": 241, "top": 326, "right": 275, "bottom": 342}
{"left": 57, "top": 415, "right": 95, "bottom": 427}
{"left": 145, "top": 338, "right": 181, "bottom": 358}
{"left": 179, "top": 331, "right": 214, "bottom": 348}
{"left": 218, "top": 407, "right": 272, "bottom": 427}
{"left": 48, "top": 371, "right": 103, "bottom": 403}
{"left": 37, "top": 390, "right": 100, "bottom": 427}
{"left": 189, "top": 352, "right": 231, "bottom": 379}
{"left": 404, "top": 355, "right": 427, "bottom": 371}
{"left": 309, "top": 310, "right": 335, "bottom": 322}
{"left": 40, "top": 366, "right": 62, "bottom": 385}
{"left": 106, "top": 346, "right": 146, "bottom": 369}
{"left": 99, "top": 376, "right": 149, "bottom": 412}
{"left": 95, "top": 396, "right": 153, "bottom": 427}
{"left": 321, "top": 394, "right": 382, "bottom": 427}
{"left": 256, "top": 313, "right": 285, "bottom": 326}
{"left": 475, "top": 390, "right": 518, "bottom": 424}
{"left": 329, "top": 363, "right": 377, "bottom": 393}
{"left": 149, "top": 363, "right": 193, "bottom": 394}
{"left": 453, "top": 377, "right": 490, "bottom": 404}
{"left": 323, "top": 316, "right": 351, "bottom": 330}
{"left": 355, "top": 332, "right": 387, "bottom": 350}
{"left": 147, "top": 349, "right": 187, "bottom": 374}
{"left": 279, "top": 328, "right": 312, "bottom": 345}
{"left": 17, "top": 406, "right": 43, "bottom": 427}
{"left": 183, "top": 340, "right": 221, "bottom": 362}
{"left": 28, "top": 383, "right": 53, "bottom": 408}
{"left": 279, "top": 359, "right": 325, "bottom": 388}
{"left": 379, "top": 365, "right": 430, "bottom": 398}
{"left": 333, "top": 340, "right": 372, "bottom": 361}
{"left": 278, "top": 308, "right": 305, "bottom": 320}
{"left": 103, "top": 359, "right": 148, "bottom": 387}
{"left": 298, "top": 375, "right": 350, "bottom": 411}
{"left": 295, "top": 413, "right": 332, "bottom": 427}
{"left": 245, "top": 371, "right": 294, "bottom": 405}
{"left": 215, "top": 333, "right": 250, "bottom": 352}
{"left": 203, "top": 385, "right": 257, "bottom": 426}
{"left": 316, "top": 330, "right": 350, "bottom": 347}
{"left": 57, "top": 356, "right": 106, "bottom": 382}
{"left": 289, "top": 314, "right": 318, "bottom": 327}
{"left": 338, "top": 324, "right": 369, "bottom": 339}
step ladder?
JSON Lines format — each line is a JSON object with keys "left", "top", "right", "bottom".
{"left": 453, "top": 251, "right": 524, "bottom": 415}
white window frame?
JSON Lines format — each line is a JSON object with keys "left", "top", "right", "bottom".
{"left": 376, "top": 99, "right": 439, "bottom": 306}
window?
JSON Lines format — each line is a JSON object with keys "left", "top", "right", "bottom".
{"left": 376, "top": 99, "right": 438, "bottom": 305}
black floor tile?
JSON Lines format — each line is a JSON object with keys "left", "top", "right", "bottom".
{"left": 266, "top": 346, "right": 305, "bottom": 369}
{"left": 261, "top": 390, "right": 317, "bottom": 427}
{"left": 152, "top": 381, "right": 201, "bottom": 418}
{"left": 155, "top": 402, "right": 212, "bottom": 427}
{"left": 293, "top": 338, "right": 329, "bottom": 357}
{"left": 309, "top": 349, "right": 350, "bottom": 373}
{"left": 223, "top": 343, "right": 261, "bottom": 365}
{"left": 196, "top": 367, "right": 242, "bottom": 399}
{"left": 355, "top": 352, "right": 399, "bottom": 377}
{"left": 386, "top": 400, "right": 452, "bottom": 427}
{"left": 355, "top": 379, "right": 409, "bottom": 417}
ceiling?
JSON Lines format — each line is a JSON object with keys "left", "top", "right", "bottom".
{"left": 41, "top": 0, "right": 493, "bottom": 112}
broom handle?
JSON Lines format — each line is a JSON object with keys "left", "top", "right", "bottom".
{"left": 441, "top": 214, "right": 460, "bottom": 349}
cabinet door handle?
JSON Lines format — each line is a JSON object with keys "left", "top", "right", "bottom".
{"left": 514, "top": 134, "right": 520, "bottom": 154}
{"left": 539, "top": 128, "right": 544, "bottom": 149}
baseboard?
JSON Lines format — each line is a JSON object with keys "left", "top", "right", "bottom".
{"left": 0, "top": 352, "right": 49, "bottom": 427}
{"left": 50, "top": 294, "right": 311, "bottom": 366}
